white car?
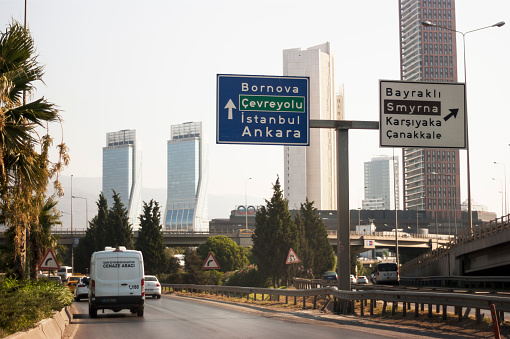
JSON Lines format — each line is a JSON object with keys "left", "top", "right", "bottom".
{"left": 350, "top": 275, "right": 357, "bottom": 284}
{"left": 144, "top": 275, "right": 162, "bottom": 299}
{"left": 357, "top": 276, "right": 369, "bottom": 284}
{"left": 74, "top": 277, "right": 90, "bottom": 301}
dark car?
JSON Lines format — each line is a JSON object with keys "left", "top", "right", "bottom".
{"left": 322, "top": 271, "right": 338, "bottom": 280}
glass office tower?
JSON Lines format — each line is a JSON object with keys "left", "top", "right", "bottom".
{"left": 399, "top": 0, "right": 461, "bottom": 233}
{"left": 102, "top": 129, "right": 142, "bottom": 229}
{"left": 363, "top": 156, "right": 399, "bottom": 210}
{"left": 165, "top": 122, "right": 208, "bottom": 232}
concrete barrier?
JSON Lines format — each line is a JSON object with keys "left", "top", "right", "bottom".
{"left": 6, "top": 306, "right": 73, "bottom": 339}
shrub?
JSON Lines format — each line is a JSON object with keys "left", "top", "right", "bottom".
{"left": 0, "top": 277, "right": 73, "bottom": 337}
{"left": 223, "top": 265, "right": 271, "bottom": 287}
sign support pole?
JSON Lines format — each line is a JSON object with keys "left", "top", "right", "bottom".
{"left": 310, "top": 120, "right": 378, "bottom": 314}
{"left": 337, "top": 128, "right": 350, "bottom": 313}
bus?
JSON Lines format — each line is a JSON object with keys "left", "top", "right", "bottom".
{"left": 57, "top": 266, "right": 73, "bottom": 282}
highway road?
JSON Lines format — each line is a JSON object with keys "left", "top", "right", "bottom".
{"left": 67, "top": 294, "right": 435, "bottom": 339}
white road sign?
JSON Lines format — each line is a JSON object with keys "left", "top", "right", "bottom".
{"left": 379, "top": 80, "right": 466, "bottom": 148}
{"left": 201, "top": 252, "right": 221, "bottom": 270}
{"left": 38, "top": 249, "right": 60, "bottom": 270}
{"left": 286, "top": 248, "right": 301, "bottom": 264}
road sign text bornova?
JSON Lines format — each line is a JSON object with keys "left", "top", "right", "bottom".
{"left": 217, "top": 74, "right": 309, "bottom": 145}
{"left": 379, "top": 80, "right": 466, "bottom": 149}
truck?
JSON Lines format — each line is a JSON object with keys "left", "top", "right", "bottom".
{"left": 88, "top": 246, "right": 145, "bottom": 317}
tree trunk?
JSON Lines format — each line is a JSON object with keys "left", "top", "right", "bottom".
{"left": 13, "top": 225, "right": 27, "bottom": 279}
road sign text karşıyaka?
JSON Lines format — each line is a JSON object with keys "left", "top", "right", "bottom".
{"left": 217, "top": 75, "right": 309, "bottom": 145}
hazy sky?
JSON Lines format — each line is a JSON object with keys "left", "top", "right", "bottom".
{"left": 1, "top": 0, "right": 509, "bottom": 221}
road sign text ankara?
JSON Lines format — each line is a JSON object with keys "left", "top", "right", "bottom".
{"left": 217, "top": 74, "right": 310, "bottom": 145}
{"left": 379, "top": 80, "right": 466, "bottom": 148}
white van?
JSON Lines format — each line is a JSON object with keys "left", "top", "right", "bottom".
{"left": 88, "top": 246, "right": 145, "bottom": 317}
{"left": 374, "top": 262, "right": 400, "bottom": 285}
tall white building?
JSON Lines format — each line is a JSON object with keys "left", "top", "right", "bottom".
{"left": 102, "top": 129, "right": 142, "bottom": 229}
{"left": 283, "top": 42, "right": 343, "bottom": 210}
{"left": 363, "top": 156, "right": 399, "bottom": 210}
{"left": 164, "top": 122, "right": 209, "bottom": 232}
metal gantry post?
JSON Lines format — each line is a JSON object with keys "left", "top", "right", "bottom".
{"left": 310, "top": 120, "right": 378, "bottom": 313}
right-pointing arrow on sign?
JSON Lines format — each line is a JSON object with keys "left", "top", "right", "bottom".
{"left": 443, "top": 108, "right": 459, "bottom": 122}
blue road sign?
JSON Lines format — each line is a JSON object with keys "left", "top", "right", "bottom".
{"left": 217, "top": 74, "right": 309, "bottom": 145}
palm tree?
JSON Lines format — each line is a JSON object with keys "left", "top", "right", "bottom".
{"left": 0, "top": 21, "right": 68, "bottom": 279}
{"left": 29, "top": 196, "right": 63, "bottom": 279}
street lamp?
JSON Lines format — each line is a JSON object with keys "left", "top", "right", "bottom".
{"left": 245, "top": 178, "right": 252, "bottom": 230}
{"left": 421, "top": 20, "right": 505, "bottom": 234}
{"left": 492, "top": 178, "right": 504, "bottom": 217}
{"left": 72, "top": 196, "right": 88, "bottom": 229}
{"left": 494, "top": 162, "right": 507, "bottom": 216}
{"left": 70, "top": 175, "right": 74, "bottom": 273}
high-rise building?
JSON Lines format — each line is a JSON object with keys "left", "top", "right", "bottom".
{"left": 363, "top": 156, "right": 399, "bottom": 210}
{"left": 102, "top": 129, "right": 142, "bottom": 229}
{"left": 164, "top": 121, "right": 208, "bottom": 232}
{"left": 399, "top": 0, "right": 461, "bottom": 231}
{"left": 283, "top": 42, "right": 343, "bottom": 210}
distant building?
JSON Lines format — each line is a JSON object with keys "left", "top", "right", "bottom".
{"left": 399, "top": 0, "right": 461, "bottom": 226}
{"left": 283, "top": 42, "right": 343, "bottom": 210}
{"left": 164, "top": 122, "right": 208, "bottom": 232}
{"left": 363, "top": 156, "right": 399, "bottom": 210}
{"left": 102, "top": 129, "right": 142, "bottom": 229}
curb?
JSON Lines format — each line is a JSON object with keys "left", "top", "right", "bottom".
{"left": 5, "top": 306, "right": 73, "bottom": 339}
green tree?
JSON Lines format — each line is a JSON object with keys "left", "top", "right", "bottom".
{"left": 73, "top": 191, "right": 134, "bottom": 273}
{"left": 106, "top": 191, "right": 133, "bottom": 249}
{"left": 135, "top": 200, "right": 167, "bottom": 274}
{"left": 197, "top": 235, "right": 248, "bottom": 273}
{"left": 0, "top": 21, "right": 68, "bottom": 279}
{"left": 294, "top": 212, "right": 312, "bottom": 277}
{"left": 183, "top": 248, "right": 208, "bottom": 284}
{"left": 73, "top": 193, "right": 109, "bottom": 273}
{"left": 28, "top": 196, "right": 62, "bottom": 278}
{"left": 252, "top": 176, "right": 298, "bottom": 287}
{"left": 297, "top": 199, "right": 335, "bottom": 277}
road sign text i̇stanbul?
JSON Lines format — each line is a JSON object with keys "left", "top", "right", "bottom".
{"left": 217, "top": 74, "right": 310, "bottom": 145}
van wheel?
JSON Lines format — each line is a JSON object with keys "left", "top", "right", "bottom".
{"left": 74, "top": 297, "right": 80, "bottom": 302}
{"left": 157, "top": 295, "right": 161, "bottom": 299}
{"left": 89, "top": 305, "right": 97, "bottom": 318}
{"left": 137, "top": 307, "right": 144, "bottom": 317}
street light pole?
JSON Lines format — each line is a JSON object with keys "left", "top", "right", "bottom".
{"left": 492, "top": 178, "right": 504, "bottom": 217}
{"left": 245, "top": 178, "right": 251, "bottom": 230}
{"left": 72, "top": 196, "right": 88, "bottom": 229}
{"left": 494, "top": 162, "right": 507, "bottom": 216}
{"left": 421, "top": 20, "right": 505, "bottom": 234}
{"left": 70, "top": 175, "right": 74, "bottom": 273}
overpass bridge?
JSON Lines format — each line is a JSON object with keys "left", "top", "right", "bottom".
{"left": 0, "top": 228, "right": 449, "bottom": 257}
{"left": 401, "top": 214, "right": 510, "bottom": 277}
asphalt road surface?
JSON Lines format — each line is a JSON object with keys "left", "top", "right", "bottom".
{"left": 67, "top": 295, "right": 421, "bottom": 339}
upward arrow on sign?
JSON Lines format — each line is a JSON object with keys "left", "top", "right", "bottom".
{"left": 224, "top": 99, "right": 236, "bottom": 120}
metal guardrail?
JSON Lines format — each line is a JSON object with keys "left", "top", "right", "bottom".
{"left": 400, "top": 276, "right": 510, "bottom": 290}
{"left": 161, "top": 282, "right": 510, "bottom": 322}
{"left": 401, "top": 214, "right": 510, "bottom": 274}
